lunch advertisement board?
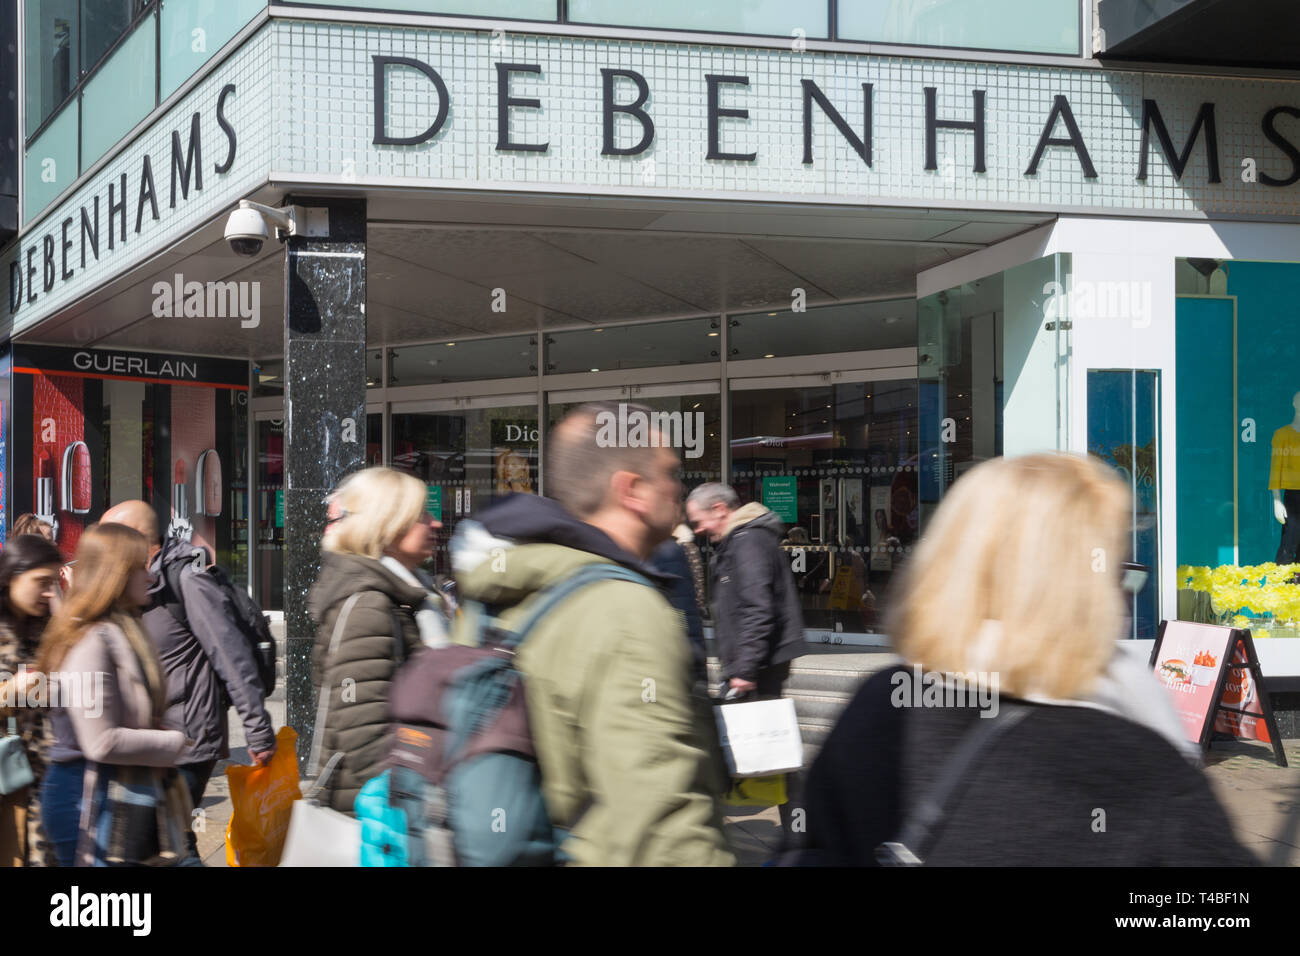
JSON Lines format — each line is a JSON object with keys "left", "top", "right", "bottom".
{"left": 1150, "top": 621, "right": 1288, "bottom": 766}
{"left": 1151, "top": 621, "right": 1234, "bottom": 746}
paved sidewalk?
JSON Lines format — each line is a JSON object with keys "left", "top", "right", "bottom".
{"left": 200, "top": 694, "right": 1300, "bottom": 867}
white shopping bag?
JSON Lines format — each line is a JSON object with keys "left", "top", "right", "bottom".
{"left": 714, "top": 698, "right": 804, "bottom": 777}
{"left": 279, "top": 797, "right": 360, "bottom": 867}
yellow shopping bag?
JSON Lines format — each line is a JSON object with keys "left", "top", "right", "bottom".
{"left": 225, "top": 726, "right": 302, "bottom": 867}
{"left": 723, "top": 774, "right": 788, "bottom": 808}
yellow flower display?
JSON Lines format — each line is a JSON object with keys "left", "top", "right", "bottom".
{"left": 1181, "top": 562, "right": 1300, "bottom": 631}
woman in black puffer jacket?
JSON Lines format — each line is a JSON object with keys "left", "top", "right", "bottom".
{"left": 307, "top": 467, "right": 449, "bottom": 815}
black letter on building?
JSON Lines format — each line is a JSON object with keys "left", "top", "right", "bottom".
{"left": 1260, "top": 106, "right": 1300, "bottom": 187}
{"left": 9, "top": 260, "right": 20, "bottom": 313}
{"left": 706, "top": 75, "right": 756, "bottom": 162}
{"left": 60, "top": 217, "right": 74, "bottom": 280}
{"left": 802, "top": 79, "right": 872, "bottom": 166}
{"left": 215, "top": 83, "right": 237, "bottom": 173}
{"left": 601, "top": 69, "right": 654, "bottom": 156}
{"left": 137, "top": 155, "right": 159, "bottom": 233}
{"left": 924, "top": 87, "right": 986, "bottom": 173}
{"left": 1025, "top": 94, "right": 1097, "bottom": 178}
{"left": 496, "top": 63, "right": 548, "bottom": 152}
{"left": 171, "top": 113, "right": 204, "bottom": 208}
{"left": 42, "top": 234, "right": 55, "bottom": 293}
{"left": 107, "top": 173, "right": 127, "bottom": 250}
{"left": 81, "top": 197, "right": 100, "bottom": 268}
{"left": 25, "top": 247, "right": 37, "bottom": 304}
{"left": 1138, "top": 99, "right": 1220, "bottom": 183}
{"left": 372, "top": 57, "right": 449, "bottom": 146}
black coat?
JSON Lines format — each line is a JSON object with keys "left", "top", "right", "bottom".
{"left": 709, "top": 506, "right": 806, "bottom": 683}
{"left": 649, "top": 538, "right": 707, "bottom": 688}
{"left": 792, "top": 665, "right": 1257, "bottom": 866}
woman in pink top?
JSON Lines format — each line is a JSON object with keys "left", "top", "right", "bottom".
{"left": 37, "top": 523, "right": 192, "bottom": 866}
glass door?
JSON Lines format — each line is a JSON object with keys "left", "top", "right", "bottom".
{"left": 729, "top": 370, "right": 919, "bottom": 635}
{"left": 390, "top": 394, "right": 538, "bottom": 581}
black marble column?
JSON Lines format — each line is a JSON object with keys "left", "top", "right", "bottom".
{"left": 282, "top": 197, "right": 367, "bottom": 764}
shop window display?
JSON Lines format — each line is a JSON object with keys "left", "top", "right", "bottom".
{"left": 1175, "top": 260, "right": 1300, "bottom": 640}
{"left": 10, "top": 346, "right": 249, "bottom": 585}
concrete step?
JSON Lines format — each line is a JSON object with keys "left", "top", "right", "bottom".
{"left": 788, "top": 690, "right": 854, "bottom": 723}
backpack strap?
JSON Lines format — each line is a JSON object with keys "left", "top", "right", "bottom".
{"left": 306, "top": 592, "right": 365, "bottom": 778}
{"left": 444, "top": 563, "right": 654, "bottom": 763}
{"left": 876, "top": 701, "right": 1032, "bottom": 866}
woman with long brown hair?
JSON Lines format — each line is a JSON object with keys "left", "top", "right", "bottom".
{"left": 38, "top": 523, "right": 192, "bottom": 866}
{"left": 0, "top": 533, "right": 64, "bottom": 866}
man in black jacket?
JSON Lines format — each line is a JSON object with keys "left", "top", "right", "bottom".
{"left": 103, "top": 501, "right": 276, "bottom": 856}
{"left": 686, "top": 484, "right": 805, "bottom": 699}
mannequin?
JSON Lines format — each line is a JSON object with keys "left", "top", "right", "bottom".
{"left": 1270, "top": 391, "right": 1300, "bottom": 563}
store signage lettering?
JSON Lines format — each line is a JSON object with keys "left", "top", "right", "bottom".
{"left": 72, "top": 350, "right": 199, "bottom": 381}
{"left": 372, "top": 56, "right": 1300, "bottom": 189}
{"left": 8, "top": 84, "right": 240, "bottom": 317}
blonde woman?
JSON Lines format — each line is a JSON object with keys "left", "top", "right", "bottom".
{"left": 36, "top": 524, "right": 192, "bottom": 867}
{"left": 790, "top": 453, "right": 1253, "bottom": 867}
{"left": 308, "top": 467, "right": 446, "bottom": 814}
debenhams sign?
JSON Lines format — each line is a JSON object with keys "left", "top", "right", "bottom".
{"left": 370, "top": 54, "right": 1300, "bottom": 188}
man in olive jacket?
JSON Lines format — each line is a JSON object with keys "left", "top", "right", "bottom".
{"left": 450, "top": 403, "right": 734, "bottom": 866}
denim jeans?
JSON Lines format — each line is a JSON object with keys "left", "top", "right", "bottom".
{"left": 39, "top": 759, "right": 85, "bottom": 868}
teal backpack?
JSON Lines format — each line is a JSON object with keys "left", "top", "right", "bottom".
{"left": 356, "top": 563, "right": 653, "bottom": 866}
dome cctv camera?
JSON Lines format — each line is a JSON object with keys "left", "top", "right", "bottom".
{"left": 223, "top": 201, "right": 310, "bottom": 256}
{"left": 225, "top": 206, "right": 269, "bottom": 257}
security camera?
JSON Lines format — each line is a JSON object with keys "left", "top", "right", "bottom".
{"left": 225, "top": 207, "right": 269, "bottom": 256}
{"left": 224, "top": 200, "right": 306, "bottom": 256}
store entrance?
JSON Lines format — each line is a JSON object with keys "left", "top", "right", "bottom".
{"left": 729, "top": 369, "right": 919, "bottom": 637}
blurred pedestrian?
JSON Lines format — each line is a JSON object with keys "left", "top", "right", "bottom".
{"left": 686, "top": 484, "right": 805, "bottom": 700}
{"left": 0, "top": 534, "right": 64, "bottom": 866}
{"left": 649, "top": 511, "right": 708, "bottom": 693}
{"left": 792, "top": 453, "right": 1255, "bottom": 866}
{"left": 10, "top": 514, "right": 54, "bottom": 541}
{"left": 308, "top": 467, "right": 447, "bottom": 815}
{"left": 37, "top": 524, "right": 193, "bottom": 867}
{"left": 449, "top": 402, "right": 734, "bottom": 865}
{"left": 102, "top": 500, "right": 276, "bottom": 856}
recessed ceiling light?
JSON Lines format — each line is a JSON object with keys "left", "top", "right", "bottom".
{"left": 590, "top": 367, "right": 600, "bottom": 372}
{"left": 884, "top": 316, "right": 901, "bottom": 324}
{"left": 767, "top": 312, "right": 778, "bottom": 317}
{"left": 707, "top": 332, "right": 719, "bottom": 337}
{"left": 594, "top": 328, "right": 604, "bottom": 333}
{"left": 764, "top": 353, "right": 775, "bottom": 358}
{"left": 446, "top": 342, "right": 456, "bottom": 347}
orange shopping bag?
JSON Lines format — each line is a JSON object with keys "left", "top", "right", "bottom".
{"left": 225, "top": 726, "right": 302, "bottom": 867}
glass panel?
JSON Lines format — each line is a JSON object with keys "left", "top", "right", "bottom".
{"left": 730, "top": 300, "right": 914, "bottom": 361}
{"left": 79, "top": 19, "right": 156, "bottom": 169}
{"left": 0, "top": 345, "right": 10, "bottom": 544}
{"left": 160, "top": 0, "right": 266, "bottom": 99}
{"left": 391, "top": 402, "right": 539, "bottom": 577}
{"left": 389, "top": 335, "right": 535, "bottom": 386}
{"left": 546, "top": 392, "right": 724, "bottom": 488}
{"left": 367, "top": 412, "right": 382, "bottom": 466}
{"left": 367, "top": 350, "right": 383, "bottom": 389}
{"left": 547, "top": 318, "right": 715, "bottom": 375}
{"left": 571, "top": 0, "right": 827, "bottom": 37}
{"left": 293, "top": 0, "right": 556, "bottom": 17}
{"left": 730, "top": 379, "right": 919, "bottom": 634}
{"left": 1175, "top": 260, "right": 1300, "bottom": 638}
{"left": 1087, "top": 370, "right": 1161, "bottom": 639}
{"left": 23, "top": 101, "right": 78, "bottom": 222}
{"left": 838, "top": 0, "right": 1079, "bottom": 55}
{"left": 24, "top": 0, "right": 79, "bottom": 136}
{"left": 255, "top": 417, "right": 284, "bottom": 611}
{"left": 82, "top": 0, "right": 140, "bottom": 74}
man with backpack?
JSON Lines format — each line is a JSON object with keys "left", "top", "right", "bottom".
{"left": 101, "top": 501, "right": 276, "bottom": 854}
{"left": 408, "top": 403, "right": 734, "bottom": 866}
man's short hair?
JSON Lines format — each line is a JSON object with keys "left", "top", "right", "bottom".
{"left": 546, "top": 401, "right": 662, "bottom": 519}
{"left": 686, "top": 482, "right": 739, "bottom": 512}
